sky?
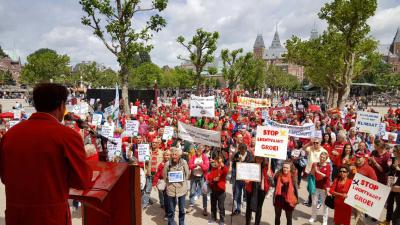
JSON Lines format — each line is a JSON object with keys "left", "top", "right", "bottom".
{"left": 0, "top": 0, "right": 399, "bottom": 70}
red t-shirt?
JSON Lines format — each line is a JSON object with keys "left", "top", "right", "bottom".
{"left": 312, "top": 163, "right": 331, "bottom": 189}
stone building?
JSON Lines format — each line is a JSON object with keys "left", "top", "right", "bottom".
{"left": 253, "top": 29, "right": 304, "bottom": 81}
{"left": 388, "top": 27, "right": 400, "bottom": 73}
{"left": 0, "top": 56, "right": 21, "bottom": 83}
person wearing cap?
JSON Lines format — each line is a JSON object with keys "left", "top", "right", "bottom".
{"left": 164, "top": 147, "right": 190, "bottom": 225}
{"left": 187, "top": 144, "right": 210, "bottom": 216}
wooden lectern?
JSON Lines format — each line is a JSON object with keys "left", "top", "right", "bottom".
{"left": 70, "top": 161, "right": 141, "bottom": 225}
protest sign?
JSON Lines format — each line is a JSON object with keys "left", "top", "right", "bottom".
{"left": 178, "top": 121, "right": 221, "bottom": 147}
{"left": 107, "top": 138, "right": 122, "bottom": 160}
{"left": 265, "top": 119, "right": 315, "bottom": 138}
{"left": 190, "top": 95, "right": 215, "bottom": 117}
{"left": 236, "top": 163, "right": 261, "bottom": 182}
{"left": 130, "top": 106, "right": 138, "bottom": 115}
{"left": 378, "top": 123, "right": 386, "bottom": 136}
{"left": 12, "top": 110, "right": 21, "bottom": 120}
{"left": 79, "top": 103, "right": 89, "bottom": 114}
{"left": 138, "top": 144, "right": 150, "bottom": 162}
{"left": 101, "top": 125, "right": 114, "bottom": 138}
{"left": 344, "top": 173, "right": 390, "bottom": 220}
{"left": 104, "top": 106, "right": 114, "bottom": 117}
{"left": 163, "top": 126, "right": 174, "bottom": 140}
{"left": 269, "top": 106, "right": 287, "bottom": 116}
{"left": 89, "top": 98, "right": 95, "bottom": 105}
{"left": 9, "top": 120, "right": 20, "bottom": 128}
{"left": 255, "top": 126, "right": 289, "bottom": 160}
{"left": 168, "top": 171, "right": 184, "bottom": 183}
{"left": 261, "top": 110, "right": 269, "bottom": 120}
{"left": 92, "top": 114, "right": 102, "bottom": 126}
{"left": 237, "top": 96, "right": 271, "bottom": 108}
{"left": 125, "top": 120, "right": 139, "bottom": 137}
{"left": 355, "top": 111, "right": 381, "bottom": 135}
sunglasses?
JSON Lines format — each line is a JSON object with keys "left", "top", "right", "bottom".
{"left": 339, "top": 170, "right": 348, "bottom": 173}
{"left": 313, "top": 142, "right": 319, "bottom": 144}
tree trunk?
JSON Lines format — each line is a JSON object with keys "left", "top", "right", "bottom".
{"left": 120, "top": 64, "right": 130, "bottom": 115}
{"left": 337, "top": 52, "right": 355, "bottom": 108}
{"left": 326, "top": 86, "right": 331, "bottom": 106}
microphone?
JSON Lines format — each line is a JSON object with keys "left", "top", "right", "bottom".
{"left": 64, "top": 113, "right": 88, "bottom": 129}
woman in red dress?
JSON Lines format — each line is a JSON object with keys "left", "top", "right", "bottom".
{"left": 329, "top": 165, "right": 352, "bottom": 225}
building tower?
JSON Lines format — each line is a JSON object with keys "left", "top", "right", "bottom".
{"left": 390, "top": 27, "right": 400, "bottom": 56}
{"left": 253, "top": 34, "right": 265, "bottom": 59}
{"left": 310, "top": 22, "right": 319, "bottom": 40}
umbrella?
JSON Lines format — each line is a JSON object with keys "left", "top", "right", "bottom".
{"left": 0, "top": 112, "right": 14, "bottom": 119}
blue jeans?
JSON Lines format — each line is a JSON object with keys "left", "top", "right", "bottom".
{"left": 234, "top": 180, "right": 246, "bottom": 211}
{"left": 167, "top": 195, "right": 186, "bottom": 225}
{"left": 142, "top": 175, "right": 153, "bottom": 208}
{"left": 189, "top": 177, "right": 207, "bottom": 209}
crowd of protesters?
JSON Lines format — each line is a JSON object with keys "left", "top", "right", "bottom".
{"left": 2, "top": 87, "right": 400, "bottom": 225}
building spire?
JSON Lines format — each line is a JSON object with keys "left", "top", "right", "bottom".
{"left": 390, "top": 26, "right": 400, "bottom": 54}
{"left": 310, "top": 21, "right": 319, "bottom": 40}
{"left": 254, "top": 34, "right": 265, "bottom": 49}
{"left": 271, "top": 26, "right": 282, "bottom": 49}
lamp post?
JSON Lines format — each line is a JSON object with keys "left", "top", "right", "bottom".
{"left": 154, "top": 79, "right": 158, "bottom": 106}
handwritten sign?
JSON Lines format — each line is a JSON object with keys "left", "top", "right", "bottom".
{"left": 130, "top": 106, "right": 138, "bottom": 115}
{"left": 138, "top": 144, "right": 150, "bottom": 162}
{"left": 107, "top": 138, "right": 122, "bottom": 160}
{"left": 168, "top": 171, "right": 184, "bottom": 183}
{"left": 344, "top": 173, "right": 390, "bottom": 220}
{"left": 190, "top": 95, "right": 215, "bottom": 117}
{"left": 255, "top": 126, "right": 289, "bottom": 160}
{"left": 236, "top": 163, "right": 261, "bottom": 182}
{"left": 355, "top": 111, "right": 381, "bottom": 135}
{"left": 125, "top": 120, "right": 139, "bottom": 137}
{"left": 101, "top": 125, "right": 114, "bottom": 138}
{"left": 92, "top": 114, "right": 102, "bottom": 126}
{"left": 163, "top": 126, "right": 174, "bottom": 140}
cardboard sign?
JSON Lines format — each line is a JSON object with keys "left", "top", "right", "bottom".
{"left": 107, "top": 138, "right": 122, "bottom": 160}
{"left": 92, "top": 114, "right": 102, "bottom": 126}
{"left": 265, "top": 119, "right": 315, "bottom": 138}
{"left": 190, "top": 95, "right": 215, "bottom": 118}
{"left": 168, "top": 171, "right": 184, "bottom": 183}
{"left": 138, "top": 144, "right": 150, "bottom": 162}
{"left": 130, "top": 106, "right": 138, "bottom": 115}
{"left": 163, "top": 126, "right": 174, "bottom": 140}
{"left": 125, "top": 120, "right": 139, "bottom": 137}
{"left": 355, "top": 111, "right": 381, "bottom": 135}
{"left": 236, "top": 163, "right": 261, "bottom": 182}
{"left": 178, "top": 121, "right": 221, "bottom": 147}
{"left": 345, "top": 173, "right": 390, "bottom": 220}
{"left": 101, "top": 125, "right": 114, "bottom": 138}
{"left": 255, "top": 126, "right": 289, "bottom": 160}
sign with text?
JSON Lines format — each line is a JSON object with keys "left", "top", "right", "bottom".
{"left": 104, "top": 106, "right": 114, "bottom": 117}
{"left": 91, "top": 114, "right": 102, "bottom": 126}
{"left": 355, "top": 111, "right": 381, "bottom": 135}
{"left": 125, "top": 120, "right": 139, "bottom": 137}
{"left": 168, "top": 171, "right": 184, "bottom": 183}
{"left": 130, "top": 106, "right": 138, "bottom": 115}
{"left": 265, "top": 119, "right": 315, "bottom": 138}
{"left": 138, "top": 144, "right": 150, "bottom": 162}
{"left": 163, "top": 126, "right": 174, "bottom": 140}
{"left": 107, "top": 138, "right": 122, "bottom": 160}
{"left": 13, "top": 110, "right": 21, "bottom": 120}
{"left": 190, "top": 95, "right": 215, "bottom": 117}
{"left": 345, "top": 173, "right": 390, "bottom": 220}
{"left": 178, "top": 121, "right": 221, "bottom": 147}
{"left": 237, "top": 96, "right": 271, "bottom": 108}
{"left": 101, "top": 125, "right": 114, "bottom": 138}
{"left": 255, "top": 126, "right": 289, "bottom": 160}
{"left": 236, "top": 163, "right": 261, "bottom": 182}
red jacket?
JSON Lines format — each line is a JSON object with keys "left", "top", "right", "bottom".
{"left": 0, "top": 113, "right": 93, "bottom": 225}
{"left": 207, "top": 166, "right": 228, "bottom": 192}
{"left": 188, "top": 154, "right": 210, "bottom": 177}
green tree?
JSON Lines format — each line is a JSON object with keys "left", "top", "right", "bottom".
{"left": 69, "top": 62, "right": 118, "bottom": 88}
{"left": 0, "top": 46, "right": 8, "bottom": 58}
{"left": 20, "top": 48, "right": 71, "bottom": 84}
{"left": 240, "top": 58, "right": 266, "bottom": 92}
{"left": 318, "top": 0, "right": 377, "bottom": 107}
{"left": 264, "top": 65, "right": 300, "bottom": 92}
{"left": 172, "top": 67, "right": 194, "bottom": 89}
{"left": 177, "top": 28, "right": 219, "bottom": 92}
{"left": 0, "top": 70, "right": 15, "bottom": 85}
{"left": 129, "top": 62, "right": 161, "bottom": 88}
{"left": 80, "top": 0, "right": 167, "bottom": 113}
{"left": 376, "top": 73, "right": 400, "bottom": 90}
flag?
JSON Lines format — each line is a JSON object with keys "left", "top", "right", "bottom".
{"left": 112, "top": 83, "right": 119, "bottom": 120}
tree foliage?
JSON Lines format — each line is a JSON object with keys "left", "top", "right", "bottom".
{"left": 0, "top": 70, "right": 15, "bottom": 85}
{"left": 221, "top": 48, "right": 253, "bottom": 90}
{"left": 177, "top": 28, "right": 219, "bottom": 91}
{"left": 20, "top": 48, "right": 71, "bottom": 84}
{"left": 66, "top": 62, "right": 118, "bottom": 87}
{"left": 264, "top": 65, "right": 300, "bottom": 91}
{"left": 80, "top": 0, "right": 168, "bottom": 112}
{"left": 129, "top": 62, "right": 161, "bottom": 88}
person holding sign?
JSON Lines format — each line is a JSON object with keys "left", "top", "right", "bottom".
{"left": 207, "top": 155, "right": 228, "bottom": 225}
{"left": 245, "top": 157, "right": 273, "bottom": 225}
{"left": 388, "top": 145, "right": 400, "bottom": 225}
{"left": 273, "top": 160, "right": 298, "bottom": 225}
{"left": 163, "top": 147, "right": 189, "bottom": 225}
{"left": 328, "top": 165, "right": 352, "bottom": 225}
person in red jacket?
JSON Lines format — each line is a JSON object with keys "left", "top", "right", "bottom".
{"left": 245, "top": 157, "right": 272, "bottom": 225}
{"left": 152, "top": 150, "right": 171, "bottom": 220}
{"left": 0, "top": 83, "right": 93, "bottom": 225}
{"left": 207, "top": 154, "right": 228, "bottom": 225}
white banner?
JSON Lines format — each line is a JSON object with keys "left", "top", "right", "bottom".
{"left": 138, "top": 144, "right": 150, "bottom": 162}
{"left": 125, "top": 120, "right": 139, "bottom": 137}
{"left": 344, "top": 173, "right": 390, "bottom": 220}
{"left": 163, "top": 126, "right": 174, "bottom": 140}
{"left": 236, "top": 163, "right": 261, "bottom": 182}
{"left": 92, "top": 114, "right": 102, "bottom": 126}
{"left": 355, "top": 111, "right": 381, "bottom": 135}
{"left": 101, "top": 125, "right": 114, "bottom": 138}
{"left": 107, "top": 138, "right": 122, "bottom": 160}
{"left": 178, "top": 121, "right": 221, "bottom": 147}
{"left": 130, "top": 106, "right": 138, "bottom": 115}
{"left": 265, "top": 119, "right": 315, "bottom": 138}
{"left": 255, "top": 126, "right": 289, "bottom": 160}
{"left": 190, "top": 95, "right": 215, "bottom": 117}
